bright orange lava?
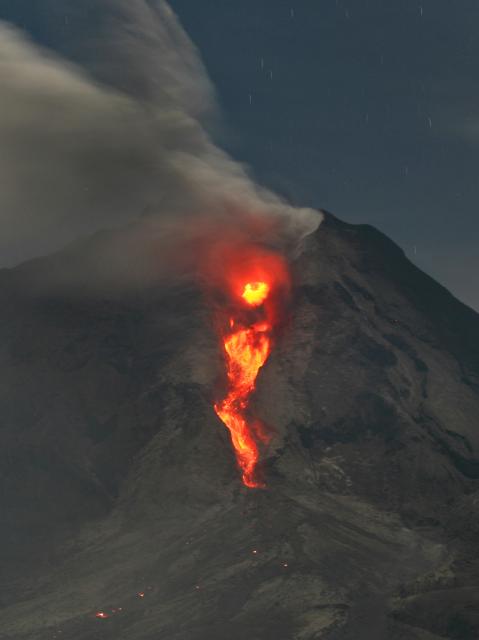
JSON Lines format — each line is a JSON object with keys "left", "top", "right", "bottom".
{"left": 241, "top": 281, "right": 270, "bottom": 307}
{"left": 214, "top": 288, "right": 272, "bottom": 487}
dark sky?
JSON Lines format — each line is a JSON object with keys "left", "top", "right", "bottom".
{"left": 0, "top": 0, "right": 477, "bottom": 309}
{"left": 168, "top": 0, "right": 479, "bottom": 310}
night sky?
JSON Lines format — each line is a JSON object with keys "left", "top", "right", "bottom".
{"left": 169, "top": 0, "right": 479, "bottom": 311}
{"left": 0, "top": 0, "right": 478, "bottom": 309}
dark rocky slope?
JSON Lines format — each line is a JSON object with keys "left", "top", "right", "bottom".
{"left": 1, "top": 213, "right": 478, "bottom": 640}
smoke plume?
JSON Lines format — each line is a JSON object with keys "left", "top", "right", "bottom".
{"left": 0, "top": 0, "right": 321, "bottom": 285}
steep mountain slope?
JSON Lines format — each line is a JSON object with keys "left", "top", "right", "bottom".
{"left": 1, "top": 213, "right": 478, "bottom": 640}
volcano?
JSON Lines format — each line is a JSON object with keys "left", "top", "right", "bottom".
{"left": 1, "top": 212, "right": 479, "bottom": 640}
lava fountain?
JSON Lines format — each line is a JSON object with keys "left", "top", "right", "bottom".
{"left": 205, "top": 243, "right": 291, "bottom": 488}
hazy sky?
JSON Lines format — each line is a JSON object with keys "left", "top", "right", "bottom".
{"left": 0, "top": 0, "right": 477, "bottom": 310}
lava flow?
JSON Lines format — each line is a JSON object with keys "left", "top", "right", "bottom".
{"left": 208, "top": 244, "right": 291, "bottom": 488}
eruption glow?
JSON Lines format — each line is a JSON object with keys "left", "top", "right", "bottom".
{"left": 207, "top": 244, "right": 291, "bottom": 488}
{"left": 241, "top": 281, "right": 270, "bottom": 306}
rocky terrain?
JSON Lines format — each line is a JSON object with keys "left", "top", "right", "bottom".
{"left": 1, "top": 212, "right": 478, "bottom": 639}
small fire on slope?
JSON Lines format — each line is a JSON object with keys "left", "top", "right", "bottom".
{"left": 205, "top": 243, "right": 291, "bottom": 488}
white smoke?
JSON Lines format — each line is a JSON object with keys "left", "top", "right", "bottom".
{"left": 0, "top": 0, "right": 321, "bottom": 280}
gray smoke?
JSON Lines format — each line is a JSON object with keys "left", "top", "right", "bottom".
{"left": 0, "top": 0, "right": 321, "bottom": 281}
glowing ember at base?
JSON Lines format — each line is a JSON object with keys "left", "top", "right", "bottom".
{"left": 208, "top": 244, "right": 291, "bottom": 488}
{"left": 95, "top": 612, "right": 110, "bottom": 619}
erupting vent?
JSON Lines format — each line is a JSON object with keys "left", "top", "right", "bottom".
{"left": 206, "top": 244, "right": 291, "bottom": 488}
{"left": 241, "top": 281, "right": 270, "bottom": 306}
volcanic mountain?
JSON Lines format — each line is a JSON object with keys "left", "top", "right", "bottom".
{"left": 1, "top": 212, "right": 479, "bottom": 640}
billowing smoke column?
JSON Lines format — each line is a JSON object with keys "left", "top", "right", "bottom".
{"left": 206, "top": 243, "right": 291, "bottom": 488}
{"left": 0, "top": 1, "right": 322, "bottom": 485}
{"left": 0, "top": 1, "right": 321, "bottom": 284}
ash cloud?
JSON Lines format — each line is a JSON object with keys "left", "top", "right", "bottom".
{"left": 0, "top": 0, "right": 321, "bottom": 283}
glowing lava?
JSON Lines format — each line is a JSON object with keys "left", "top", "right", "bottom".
{"left": 214, "top": 295, "right": 272, "bottom": 487}
{"left": 208, "top": 244, "right": 291, "bottom": 488}
{"left": 241, "top": 281, "right": 270, "bottom": 306}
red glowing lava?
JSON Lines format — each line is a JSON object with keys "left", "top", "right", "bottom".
{"left": 206, "top": 243, "right": 291, "bottom": 488}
